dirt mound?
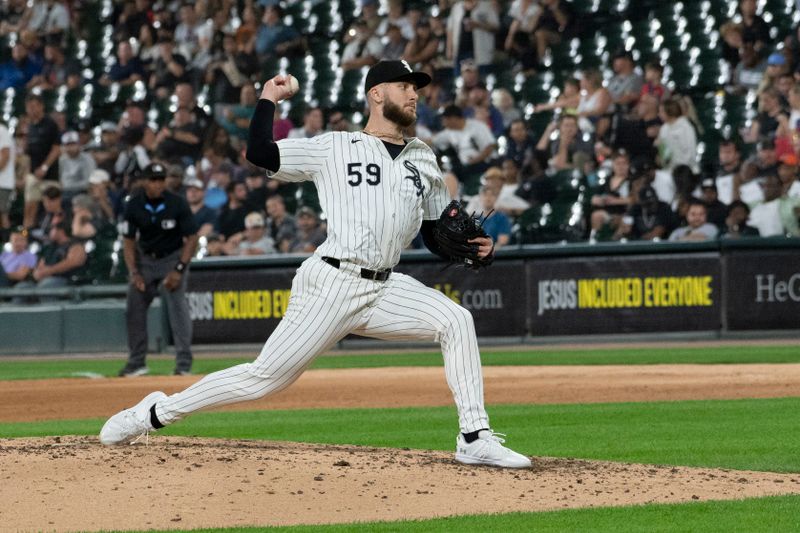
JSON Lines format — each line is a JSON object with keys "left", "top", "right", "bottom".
{"left": 2, "top": 436, "right": 800, "bottom": 532}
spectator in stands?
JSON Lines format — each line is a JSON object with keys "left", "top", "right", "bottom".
{"left": 375, "top": 0, "right": 413, "bottom": 39}
{"left": 617, "top": 185, "right": 674, "bottom": 241}
{"left": 744, "top": 88, "right": 789, "bottom": 143}
{"left": 382, "top": 23, "right": 408, "bottom": 61}
{"left": 341, "top": 19, "right": 383, "bottom": 72}
{"left": 119, "top": 101, "right": 157, "bottom": 152}
{"left": 751, "top": 138, "right": 779, "bottom": 177}
{"left": 114, "top": 126, "right": 151, "bottom": 190}
{"left": 216, "top": 180, "right": 249, "bottom": 238}
{"left": 184, "top": 177, "right": 216, "bottom": 237}
{"left": 174, "top": 4, "right": 204, "bottom": 60}
{"left": 23, "top": 94, "right": 61, "bottom": 228}
{"left": 733, "top": 42, "right": 766, "bottom": 91}
{"left": 0, "top": 42, "right": 41, "bottom": 91}
{"left": 265, "top": 195, "right": 296, "bottom": 251}
{"left": 535, "top": 114, "right": 592, "bottom": 172}
{"left": 217, "top": 84, "right": 258, "bottom": 147}
{"left": 0, "top": 226, "right": 36, "bottom": 287}
{"left": 504, "top": 0, "right": 540, "bottom": 55}
{"left": 606, "top": 93, "right": 661, "bottom": 163}
{"left": 255, "top": 4, "right": 303, "bottom": 60}
{"left": 463, "top": 83, "right": 504, "bottom": 137}
{"left": 30, "top": 184, "right": 66, "bottom": 244}
{"left": 101, "top": 40, "right": 146, "bottom": 87}
{"left": 148, "top": 35, "right": 189, "bottom": 99}
{"left": 90, "top": 122, "right": 122, "bottom": 175}
{"left": 224, "top": 211, "right": 276, "bottom": 256}
{"left": 454, "top": 60, "right": 483, "bottom": 108}
{"left": 640, "top": 61, "right": 670, "bottom": 102}
{"left": 446, "top": 0, "right": 499, "bottom": 76}
{"left": 284, "top": 207, "right": 326, "bottom": 253}
{"left": 26, "top": 0, "right": 70, "bottom": 42}
{"left": 504, "top": 118, "right": 535, "bottom": 170}
{"left": 175, "top": 83, "right": 211, "bottom": 135}
{"left": 738, "top": 0, "right": 770, "bottom": 52}
{"left": 27, "top": 37, "right": 81, "bottom": 90}
{"left": 590, "top": 150, "right": 633, "bottom": 239}
{"left": 534, "top": 77, "right": 580, "bottom": 114}
{"left": 433, "top": 104, "right": 497, "bottom": 194}
{"left": 327, "top": 110, "right": 354, "bottom": 133}
{"left": 778, "top": 153, "right": 800, "bottom": 196}
{"left": 288, "top": 107, "right": 325, "bottom": 139}
{"left": 656, "top": 98, "right": 698, "bottom": 173}
{"left": 0, "top": 120, "right": 14, "bottom": 235}
{"left": 709, "top": 139, "right": 742, "bottom": 204}
{"left": 0, "top": 0, "right": 27, "bottom": 37}
{"left": 403, "top": 18, "right": 439, "bottom": 68}
{"left": 70, "top": 194, "right": 104, "bottom": 240}
{"left": 492, "top": 88, "right": 522, "bottom": 130}
{"left": 154, "top": 106, "right": 204, "bottom": 163}
{"left": 244, "top": 171, "right": 270, "bottom": 213}
{"left": 272, "top": 106, "right": 294, "bottom": 141}
{"left": 58, "top": 131, "right": 96, "bottom": 200}
{"left": 758, "top": 53, "right": 789, "bottom": 95}
{"left": 476, "top": 185, "right": 511, "bottom": 249}
{"left": 720, "top": 21, "right": 744, "bottom": 78}
{"left": 16, "top": 222, "right": 87, "bottom": 299}
{"left": 531, "top": 0, "right": 574, "bottom": 67}
{"left": 719, "top": 200, "right": 760, "bottom": 238}
{"left": 206, "top": 33, "right": 259, "bottom": 104}
{"left": 699, "top": 179, "right": 728, "bottom": 228}
{"left": 576, "top": 69, "right": 613, "bottom": 138}
{"left": 747, "top": 174, "right": 791, "bottom": 236}
{"left": 608, "top": 50, "right": 643, "bottom": 114}
{"left": 115, "top": 0, "right": 153, "bottom": 41}
{"left": 87, "top": 169, "right": 117, "bottom": 223}
{"left": 668, "top": 201, "right": 719, "bottom": 241}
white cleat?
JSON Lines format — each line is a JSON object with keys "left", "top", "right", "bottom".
{"left": 99, "top": 391, "right": 167, "bottom": 446}
{"left": 455, "top": 430, "right": 532, "bottom": 468}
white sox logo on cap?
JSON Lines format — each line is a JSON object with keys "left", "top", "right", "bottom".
{"left": 401, "top": 60, "right": 412, "bottom": 72}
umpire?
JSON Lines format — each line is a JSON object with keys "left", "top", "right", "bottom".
{"left": 119, "top": 163, "right": 199, "bottom": 377}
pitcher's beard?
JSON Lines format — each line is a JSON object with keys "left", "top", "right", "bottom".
{"left": 383, "top": 100, "right": 416, "bottom": 128}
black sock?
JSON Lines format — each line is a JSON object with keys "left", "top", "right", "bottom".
{"left": 149, "top": 404, "right": 164, "bottom": 429}
{"left": 462, "top": 428, "right": 488, "bottom": 444}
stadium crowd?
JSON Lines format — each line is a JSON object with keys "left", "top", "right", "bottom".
{"left": 1, "top": 0, "right": 800, "bottom": 293}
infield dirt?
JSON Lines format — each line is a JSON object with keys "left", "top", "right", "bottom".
{"left": 3, "top": 363, "right": 800, "bottom": 532}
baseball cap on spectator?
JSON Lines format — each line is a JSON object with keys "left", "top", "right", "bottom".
{"left": 184, "top": 177, "right": 205, "bottom": 189}
{"left": 638, "top": 185, "right": 658, "bottom": 204}
{"left": 630, "top": 156, "right": 655, "bottom": 177}
{"left": 767, "top": 53, "right": 786, "bottom": 66}
{"left": 364, "top": 60, "right": 432, "bottom": 93}
{"left": 142, "top": 163, "right": 167, "bottom": 180}
{"left": 779, "top": 153, "right": 799, "bottom": 166}
{"left": 297, "top": 206, "right": 317, "bottom": 218}
{"left": 100, "top": 121, "right": 118, "bottom": 133}
{"left": 61, "top": 131, "right": 80, "bottom": 145}
{"left": 43, "top": 184, "right": 62, "bottom": 198}
{"left": 700, "top": 178, "right": 717, "bottom": 190}
{"left": 441, "top": 104, "right": 464, "bottom": 118}
{"left": 757, "top": 138, "right": 776, "bottom": 152}
{"left": 244, "top": 212, "right": 265, "bottom": 228}
{"left": 89, "top": 169, "right": 110, "bottom": 185}
{"left": 460, "top": 59, "right": 478, "bottom": 72}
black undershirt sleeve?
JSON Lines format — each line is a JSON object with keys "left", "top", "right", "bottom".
{"left": 420, "top": 220, "right": 450, "bottom": 261}
{"left": 245, "top": 99, "right": 281, "bottom": 172}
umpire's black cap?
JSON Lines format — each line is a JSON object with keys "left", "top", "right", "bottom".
{"left": 142, "top": 162, "right": 167, "bottom": 180}
{"left": 364, "top": 60, "right": 431, "bottom": 94}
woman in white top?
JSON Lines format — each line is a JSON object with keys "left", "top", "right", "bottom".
{"left": 504, "top": 0, "right": 541, "bottom": 51}
{"left": 576, "top": 69, "right": 613, "bottom": 138}
{"left": 655, "top": 98, "right": 698, "bottom": 173}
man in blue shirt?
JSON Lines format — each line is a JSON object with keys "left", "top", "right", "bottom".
{"left": 477, "top": 185, "right": 511, "bottom": 248}
{"left": 0, "top": 43, "right": 41, "bottom": 91}
{"left": 255, "top": 5, "right": 303, "bottom": 59}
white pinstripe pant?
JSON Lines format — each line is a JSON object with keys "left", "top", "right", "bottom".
{"left": 155, "top": 255, "right": 490, "bottom": 433}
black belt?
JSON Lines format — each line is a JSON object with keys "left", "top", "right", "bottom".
{"left": 321, "top": 256, "right": 391, "bottom": 281}
{"left": 141, "top": 250, "right": 178, "bottom": 259}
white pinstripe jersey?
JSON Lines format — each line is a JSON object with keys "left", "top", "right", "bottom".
{"left": 270, "top": 131, "right": 449, "bottom": 271}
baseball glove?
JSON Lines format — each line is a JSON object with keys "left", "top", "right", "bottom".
{"left": 432, "top": 200, "right": 495, "bottom": 270}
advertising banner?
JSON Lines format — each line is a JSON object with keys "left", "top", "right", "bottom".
{"left": 187, "top": 267, "right": 297, "bottom": 343}
{"left": 395, "top": 260, "right": 528, "bottom": 338}
{"left": 187, "top": 260, "right": 528, "bottom": 343}
{"left": 724, "top": 249, "right": 800, "bottom": 330}
{"left": 528, "top": 253, "right": 722, "bottom": 335}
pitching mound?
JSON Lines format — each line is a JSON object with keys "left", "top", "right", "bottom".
{"left": 2, "top": 436, "right": 800, "bottom": 532}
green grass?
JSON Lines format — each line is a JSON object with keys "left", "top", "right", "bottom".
{"left": 4, "top": 398, "right": 800, "bottom": 472}
{"left": 101, "top": 495, "right": 800, "bottom": 532}
{"left": 2, "top": 345, "right": 800, "bottom": 380}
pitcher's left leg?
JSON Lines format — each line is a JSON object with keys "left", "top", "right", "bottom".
{"left": 353, "top": 273, "right": 489, "bottom": 433}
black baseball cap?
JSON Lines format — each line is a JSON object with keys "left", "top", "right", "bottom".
{"left": 143, "top": 163, "right": 167, "bottom": 180}
{"left": 364, "top": 60, "right": 431, "bottom": 94}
